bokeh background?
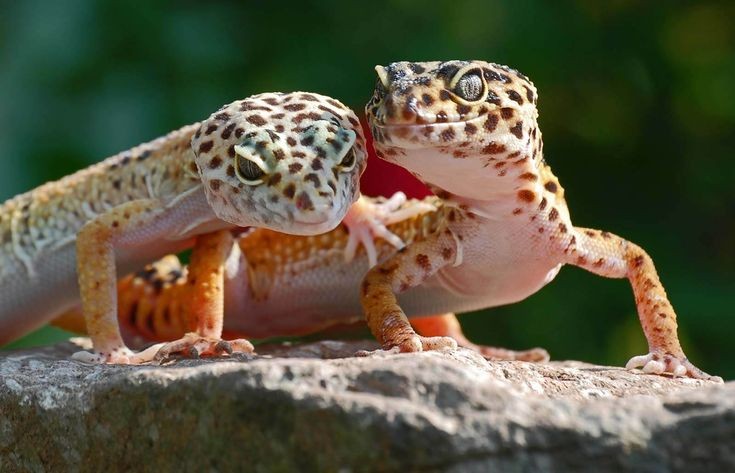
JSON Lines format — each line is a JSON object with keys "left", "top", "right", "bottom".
{"left": 1, "top": 1, "right": 733, "bottom": 378}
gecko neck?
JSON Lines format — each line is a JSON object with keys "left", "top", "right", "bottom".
{"left": 411, "top": 145, "right": 544, "bottom": 220}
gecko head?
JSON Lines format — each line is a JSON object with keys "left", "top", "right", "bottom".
{"left": 365, "top": 61, "right": 544, "bottom": 191}
{"left": 192, "top": 92, "right": 367, "bottom": 235}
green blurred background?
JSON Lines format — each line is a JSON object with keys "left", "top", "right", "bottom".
{"left": 1, "top": 0, "right": 733, "bottom": 378}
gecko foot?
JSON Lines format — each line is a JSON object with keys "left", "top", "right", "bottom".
{"left": 626, "top": 352, "right": 723, "bottom": 382}
{"left": 72, "top": 346, "right": 155, "bottom": 365}
{"left": 342, "top": 193, "right": 436, "bottom": 266}
{"left": 152, "top": 332, "right": 255, "bottom": 362}
{"left": 355, "top": 335, "right": 457, "bottom": 357}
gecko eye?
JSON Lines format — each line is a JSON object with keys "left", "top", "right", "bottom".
{"left": 453, "top": 70, "right": 485, "bottom": 102}
{"left": 235, "top": 153, "right": 266, "bottom": 185}
{"left": 337, "top": 148, "right": 357, "bottom": 172}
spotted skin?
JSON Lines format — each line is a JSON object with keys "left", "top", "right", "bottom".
{"left": 0, "top": 92, "right": 374, "bottom": 364}
{"left": 191, "top": 93, "right": 366, "bottom": 232}
{"left": 53, "top": 196, "right": 539, "bottom": 362}
{"left": 50, "top": 61, "right": 718, "bottom": 379}
{"left": 362, "top": 60, "right": 719, "bottom": 381}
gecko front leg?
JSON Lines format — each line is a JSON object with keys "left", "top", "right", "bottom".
{"left": 151, "top": 230, "right": 254, "bottom": 361}
{"left": 360, "top": 229, "right": 459, "bottom": 353}
{"left": 567, "top": 228, "right": 722, "bottom": 381}
{"left": 73, "top": 199, "right": 169, "bottom": 364}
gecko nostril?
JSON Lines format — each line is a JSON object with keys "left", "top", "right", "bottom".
{"left": 295, "top": 191, "right": 314, "bottom": 211}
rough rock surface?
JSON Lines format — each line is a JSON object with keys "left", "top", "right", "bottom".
{"left": 0, "top": 339, "right": 732, "bottom": 472}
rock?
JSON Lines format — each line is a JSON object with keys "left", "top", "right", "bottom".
{"left": 0, "top": 339, "right": 732, "bottom": 472}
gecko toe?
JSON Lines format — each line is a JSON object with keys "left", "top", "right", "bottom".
{"left": 626, "top": 352, "right": 721, "bottom": 381}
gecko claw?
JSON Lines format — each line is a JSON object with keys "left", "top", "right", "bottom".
{"left": 342, "top": 193, "right": 436, "bottom": 267}
{"left": 215, "top": 340, "right": 233, "bottom": 355}
{"left": 152, "top": 333, "right": 254, "bottom": 362}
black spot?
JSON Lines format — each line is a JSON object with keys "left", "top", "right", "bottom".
{"left": 283, "top": 184, "right": 296, "bottom": 198}
{"left": 221, "top": 123, "right": 237, "bottom": 139}
{"left": 440, "top": 128, "right": 455, "bottom": 142}
{"left": 266, "top": 129, "right": 280, "bottom": 142}
{"left": 330, "top": 139, "right": 344, "bottom": 153}
{"left": 408, "top": 63, "right": 426, "bottom": 74}
{"left": 484, "top": 114, "right": 499, "bottom": 132}
{"left": 268, "top": 173, "right": 282, "bottom": 186}
{"left": 284, "top": 103, "right": 306, "bottom": 112}
{"left": 436, "top": 62, "right": 461, "bottom": 80}
{"left": 524, "top": 86, "right": 535, "bottom": 103}
{"left": 246, "top": 115, "right": 267, "bottom": 126}
{"left": 456, "top": 104, "right": 471, "bottom": 116}
{"left": 507, "top": 90, "right": 523, "bottom": 105}
{"left": 486, "top": 90, "right": 501, "bottom": 106}
{"left": 198, "top": 141, "right": 214, "bottom": 154}
{"left": 510, "top": 122, "right": 523, "bottom": 139}
{"left": 482, "top": 68, "right": 503, "bottom": 82}
{"left": 209, "top": 156, "right": 223, "bottom": 169}
{"left": 305, "top": 173, "right": 321, "bottom": 188}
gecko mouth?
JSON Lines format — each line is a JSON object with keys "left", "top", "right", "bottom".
{"left": 371, "top": 113, "right": 491, "bottom": 148}
{"left": 372, "top": 112, "right": 487, "bottom": 131}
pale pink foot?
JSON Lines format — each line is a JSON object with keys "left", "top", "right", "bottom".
{"left": 356, "top": 334, "right": 457, "bottom": 357}
{"left": 626, "top": 351, "right": 722, "bottom": 382}
{"left": 342, "top": 193, "right": 436, "bottom": 266}
{"left": 72, "top": 346, "right": 157, "bottom": 365}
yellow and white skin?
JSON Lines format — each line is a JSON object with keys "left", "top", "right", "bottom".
{"left": 0, "top": 92, "right": 413, "bottom": 364}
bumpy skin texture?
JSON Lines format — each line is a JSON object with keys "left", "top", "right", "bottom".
{"left": 1, "top": 92, "right": 374, "bottom": 364}
{"left": 363, "top": 60, "right": 719, "bottom": 380}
